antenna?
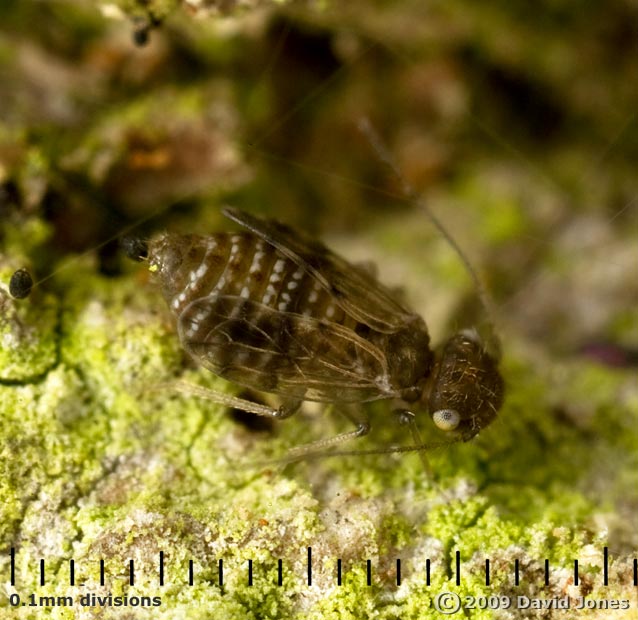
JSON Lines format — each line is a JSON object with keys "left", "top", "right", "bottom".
{"left": 357, "top": 117, "right": 502, "bottom": 359}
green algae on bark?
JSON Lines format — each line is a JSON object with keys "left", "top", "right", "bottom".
{"left": 1, "top": 229, "right": 636, "bottom": 618}
{"left": 2, "top": 0, "right": 638, "bottom": 618}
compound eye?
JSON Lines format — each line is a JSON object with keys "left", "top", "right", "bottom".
{"left": 432, "top": 409, "right": 461, "bottom": 431}
{"left": 121, "top": 237, "right": 149, "bottom": 262}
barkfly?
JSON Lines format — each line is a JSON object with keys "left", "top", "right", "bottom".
{"left": 124, "top": 195, "right": 505, "bottom": 466}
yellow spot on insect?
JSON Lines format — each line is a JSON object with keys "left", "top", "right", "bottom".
{"left": 149, "top": 264, "right": 159, "bottom": 273}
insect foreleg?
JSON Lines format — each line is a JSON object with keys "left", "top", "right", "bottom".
{"left": 394, "top": 409, "right": 433, "bottom": 477}
{"left": 156, "top": 380, "right": 301, "bottom": 419}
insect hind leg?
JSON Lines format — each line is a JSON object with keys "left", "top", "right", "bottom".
{"left": 277, "top": 405, "right": 371, "bottom": 463}
{"left": 159, "top": 382, "right": 371, "bottom": 465}
{"left": 159, "top": 380, "right": 301, "bottom": 419}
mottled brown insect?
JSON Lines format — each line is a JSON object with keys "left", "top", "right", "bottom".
{"left": 133, "top": 207, "right": 504, "bottom": 458}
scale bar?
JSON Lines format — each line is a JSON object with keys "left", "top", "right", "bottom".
{"left": 4, "top": 547, "right": 636, "bottom": 589}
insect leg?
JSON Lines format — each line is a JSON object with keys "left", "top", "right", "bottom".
{"left": 158, "top": 380, "right": 301, "bottom": 419}
{"left": 280, "top": 405, "right": 371, "bottom": 462}
{"left": 394, "top": 409, "right": 433, "bottom": 477}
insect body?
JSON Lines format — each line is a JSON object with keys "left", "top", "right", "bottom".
{"left": 139, "top": 207, "right": 504, "bottom": 453}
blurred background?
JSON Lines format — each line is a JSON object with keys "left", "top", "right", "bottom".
{"left": 1, "top": 0, "right": 636, "bottom": 354}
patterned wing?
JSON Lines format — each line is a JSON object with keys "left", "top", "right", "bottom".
{"left": 222, "top": 207, "right": 417, "bottom": 334}
{"left": 177, "top": 294, "right": 396, "bottom": 403}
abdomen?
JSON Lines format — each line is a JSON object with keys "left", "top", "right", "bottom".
{"left": 148, "top": 231, "right": 432, "bottom": 401}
